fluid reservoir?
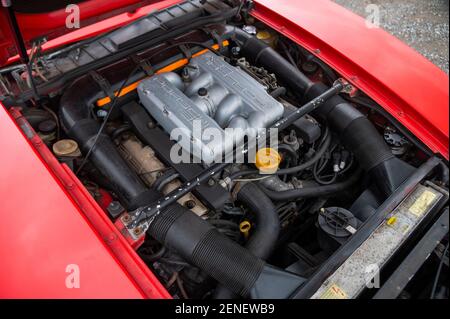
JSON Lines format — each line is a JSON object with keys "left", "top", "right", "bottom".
{"left": 317, "top": 207, "right": 360, "bottom": 253}
{"left": 256, "top": 30, "right": 278, "bottom": 48}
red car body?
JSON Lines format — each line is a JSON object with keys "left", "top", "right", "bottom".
{"left": 0, "top": 0, "right": 448, "bottom": 298}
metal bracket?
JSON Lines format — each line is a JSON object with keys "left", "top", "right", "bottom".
{"left": 130, "top": 55, "right": 154, "bottom": 77}
{"left": 334, "top": 78, "right": 356, "bottom": 95}
{"left": 89, "top": 71, "right": 115, "bottom": 102}
{"left": 178, "top": 44, "right": 193, "bottom": 60}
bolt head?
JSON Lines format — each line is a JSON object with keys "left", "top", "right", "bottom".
{"left": 198, "top": 87, "right": 208, "bottom": 96}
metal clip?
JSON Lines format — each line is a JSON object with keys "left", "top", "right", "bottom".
{"left": 131, "top": 55, "right": 154, "bottom": 76}
{"left": 89, "top": 71, "right": 115, "bottom": 102}
{"left": 334, "top": 78, "right": 357, "bottom": 96}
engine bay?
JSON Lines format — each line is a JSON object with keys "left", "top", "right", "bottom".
{"left": 1, "top": 0, "right": 448, "bottom": 299}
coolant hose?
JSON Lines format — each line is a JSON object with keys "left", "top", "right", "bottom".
{"left": 59, "top": 75, "right": 157, "bottom": 209}
{"left": 261, "top": 169, "right": 362, "bottom": 201}
{"left": 216, "top": 25, "right": 413, "bottom": 197}
{"left": 237, "top": 183, "right": 280, "bottom": 260}
{"left": 214, "top": 183, "right": 280, "bottom": 298}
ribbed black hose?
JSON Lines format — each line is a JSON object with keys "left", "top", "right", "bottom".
{"left": 302, "top": 83, "right": 395, "bottom": 172}
{"left": 215, "top": 24, "right": 414, "bottom": 197}
{"left": 148, "top": 203, "right": 266, "bottom": 297}
{"left": 214, "top": 183, "right": 280, "bottom": 298}
{"left": 148, "top": 202, "right": 303, "bottom": 298}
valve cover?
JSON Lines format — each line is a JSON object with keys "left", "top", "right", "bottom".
{"left": 137, "top": 51, "right": 284, "bottom": 163}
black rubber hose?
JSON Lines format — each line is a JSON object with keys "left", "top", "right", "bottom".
{"left": 149, "top": 203, "right": 263, "bottom": 296}
{"left": 153, "top": 169, "right": 180, "bottom": 192}
{"left": 215, "top": 24, "right": 414, "bottom": 197}
{"left": 438, "top": 161, "right": 449, "bottom": 186}
{"left": 214, "top": 182, "right": 280, "bottom": 299}
{"left": 141, "top": 246, "right": 167, "bottom": 263}
{"left": 261, "top": 169, "right": 361, "bottom": 201}
{"left": 148, "top": 203, "right": 303, "bottom": 298}
{"left": 303, "top": 83, "right": 395, "bottom": 171}
{"left": 59, "top": 75, "right": 158, "bottom": 209}
{"left": 238, "top": 182, "right": 280, "bottom": 259}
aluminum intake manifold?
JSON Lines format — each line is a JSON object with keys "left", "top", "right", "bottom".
{"left": 137, "top": 51, "right": 284, "bottom": 163}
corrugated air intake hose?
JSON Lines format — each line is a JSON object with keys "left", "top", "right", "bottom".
{"left": 215, "top": 24, "right": 414, "bottom": 198}
{"left": 59, "top": 74, "right": 303, "bottom": 298}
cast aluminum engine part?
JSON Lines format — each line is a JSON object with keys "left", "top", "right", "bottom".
{"left": 117, "top": 134, "right": 207, "bottom": 216}
{"left": 137, "top": 51, "right": 284, "bottom": 163}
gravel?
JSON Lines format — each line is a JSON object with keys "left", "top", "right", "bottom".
{"left": 333, "top": 0, "right": 449, "bottom": 73}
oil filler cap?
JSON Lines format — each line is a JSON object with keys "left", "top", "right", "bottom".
{"left": 255, "top": 148, "right": 281, "bottom": 174}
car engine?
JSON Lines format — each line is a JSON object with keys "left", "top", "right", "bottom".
{"left": 1, "top": 0, "right": 448, "bottom": 300}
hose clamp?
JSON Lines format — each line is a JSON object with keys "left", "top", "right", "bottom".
{"left": 127, "top": 205, "right": 161, "bottom": 230}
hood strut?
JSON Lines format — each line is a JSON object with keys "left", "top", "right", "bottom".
{"left": 1, "top": 0, "right": 39, "bottom": 100}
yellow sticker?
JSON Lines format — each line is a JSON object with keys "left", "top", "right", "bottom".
{"left": 409, "top": 190, "right": 436, "bottom": 217}
{"left": 387, "top": 216, "right": 397, "bottom": 226}
{"left": 320, "top": 284, "right": 348, "bottom": 299}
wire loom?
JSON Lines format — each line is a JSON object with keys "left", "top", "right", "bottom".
{"left": 95, "top": 41, "right": 229, "bottom": 107}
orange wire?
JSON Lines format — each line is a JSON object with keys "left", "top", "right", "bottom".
{"left": 96, "top": 41, "right": 229, "bottom": 107}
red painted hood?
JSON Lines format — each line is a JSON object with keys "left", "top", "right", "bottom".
{"left": 0, "top": 0, "right": 161, "bottom": 66}
{"left": 252, "top": 0, "right": 449, "bottom": 159}
{"left": 0, "top": 0, "right": 448, "bottom": 298}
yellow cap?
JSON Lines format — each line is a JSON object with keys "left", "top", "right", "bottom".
{"left": 239, "top": 220, "right": 252, "bottom": 239}
{"left": 256, "top": 30, "right": 272, "bottom": 40}
{"left": 387, "top": 216, "right": 397, "bottom": 226}
{"left": 255, "top": 148, "right": 281, "bottom": 174}
{"left": 256, "top": 30, "right": 277, "bottom": 48}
